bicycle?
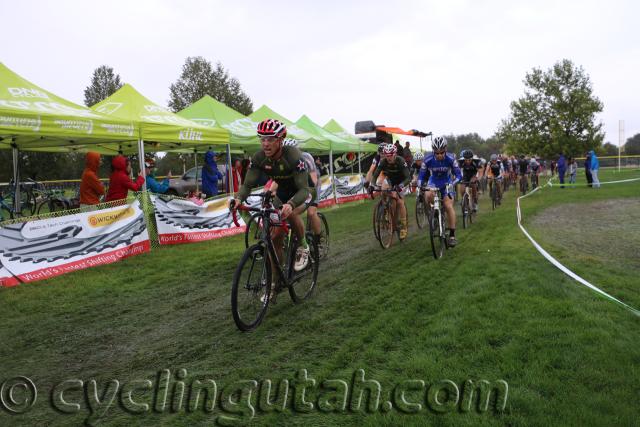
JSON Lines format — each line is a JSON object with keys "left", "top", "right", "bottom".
{"left": 488, "top": 177, "right": 502, "bottom": 210}
{"left": 530, "top": 172, "right": 539, "bottom": 190}
{"left": 415, "top": 186, "right": 429, "bottom": 229}
{"left": 34, "top": 183, "right": 72, "bottom": 215}
{"left": 0, "top": 180, "right": 36, "bottom": 221}
{"left": 370, "top": 186, "right": 408, "bottom": 249}
{"left": 460, "top": 181, "right": 476, "bottom": 229}
{"left": 425, "top": 185, "right": 450, "bottom": 259}
{"left": 518, "top": 173, "right": 529, "bottom": 196}
{"left": 231, "top": 192, "right": 319, "bottom": 331}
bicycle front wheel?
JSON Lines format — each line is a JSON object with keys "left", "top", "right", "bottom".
{"left": 231, "top": 243, "right": 272, "bottom": 331}
{"left": 244, "top": 214, "right": 263, "bottom": 249}
{"left": 377, "top": 203, "right": 394, "bottom": 249}
{"left": 288, "top": 232, "right": 319, "bottom": 303}
{"left": 429, "top": 209, "right": 445, "bottom": 259}
{"left": 461, "top": 193, "right": 470, "bottom": 229}
{"left": 415, "top": 196, "right": 427, "bottom": 229}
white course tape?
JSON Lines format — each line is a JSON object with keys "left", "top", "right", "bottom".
{"left": 516, "top": 178, "right": 640, "bottom": 316}
{"left": 548, "top": 177, "right": 640, "bottom": 187}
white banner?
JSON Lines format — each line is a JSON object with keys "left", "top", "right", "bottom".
{"left": 318, "top": 175, "right": 336, "bottom": 207}
{"left": 151, "top": 195, "right": 245, "bottom": 245}
{"left": 334, "top": 174, "right": 367, "bottom": 204}
{"left": 0, "top": 199, "right": 150, "bottom": 285}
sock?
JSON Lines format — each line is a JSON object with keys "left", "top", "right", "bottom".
{"left": 449, "top": 229, "right": 455, "bottom": 238}
{"left": 301, "top": 237, "right": 309, "bottom": 249}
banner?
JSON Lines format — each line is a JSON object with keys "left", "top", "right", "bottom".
{"left": 334, "top": 174, "right": 367, "bottom": 204}
{"left": 318, "top": 175, "right": 336, "bottom": 208}
{"left": 0, "top": 264, "right": 18, "bottom": 287}
{"left": 151, "top": 195, "right": 245, "bottom": 245}
{"left": 0, "top": 199, "right": 150, "bottom": 285}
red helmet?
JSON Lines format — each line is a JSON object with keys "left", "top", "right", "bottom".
{"left": 257, "top": 119, "right": 287, "bottom": 139}
{"left": 382, "top": 143, "right": 397, "bottom": 155}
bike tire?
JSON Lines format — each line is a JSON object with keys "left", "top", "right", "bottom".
{"left": 288, "top": 232, "right": 319, "bottom": 303}
{"left": 415, "top": 196, "right": 427, "bottom": 229}
{"left": 377, "top": 203, "right": 394, "bottom": 249}
{"left": 429, "top": 208, "right": 444, "bottom": 259}
{"left": 231, "top": 243, "right": 272, "bottom": 332}
{"left": 244, "top": 214, "right": 263, "bottom": 249}
{"left": 462, "top": 193, "right": 469, "bottom": 229}
{"left": 315, "top": 212, "right": 330, "bottom": 259}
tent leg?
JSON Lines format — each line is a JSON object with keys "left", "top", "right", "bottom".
{"left": 194, "top": 150, "right": 199, "bottom": 193}
{"left": 330, "top": 149, "right": 337, "bottom": 205}
{"left": 137, "top": 139, "right": 147, "bottom": 192}
{"left": 226, "top": 144, "right": 232, "bottom": 195}
{"left": 12, "top": 144, "right": 20, "bottom": 214}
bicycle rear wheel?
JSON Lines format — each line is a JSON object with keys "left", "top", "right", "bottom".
{"left": 315, "top": 212, "right": 330, "bottom": 259}
{"left": 288, "top": 232, "right": 319, "bottom": 303}
{"left": 377, "top": 203, "right": 394, "bottom": 249}
{"left": 429, "top": 209, "right": 445, "bottom": 259}
{"left": 231, "top": 243, "right": 272, "bottom": 331}
{"left": 415, "top": 196, "right": 427, "bottom": 229}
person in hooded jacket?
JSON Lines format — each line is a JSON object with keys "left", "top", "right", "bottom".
{"left": 202, "top": 150, "right": 223, "bottom": 198}
{"left": 105, "top": 155, "right": 145, "bottom": 202}
{"left": 144, "top": 157, "right": 171, "bottom": 194}
{"left": 80, "top": 152, "right": 105, "bottom": 207}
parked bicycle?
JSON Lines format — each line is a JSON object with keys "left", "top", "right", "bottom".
{"left": 0, "top": 180, "right": 36, "bottom": 220}
{"left": 231, "top": 192, "right": 319, "bottom": 331}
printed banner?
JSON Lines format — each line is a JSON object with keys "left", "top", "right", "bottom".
{"left": 0, "top": 264, "right": 18, "bottom": 287}
{"left": 151, "top": 195, "right": 245, "bottom": 245}
{"left": 334, "top": 174, "right": 367, "bottom": 204}
{"left": 318, "top": 175, "right": 336, "bottom": 208}
{"left": 0, "top": 200, "right": 150, "bottom": 285}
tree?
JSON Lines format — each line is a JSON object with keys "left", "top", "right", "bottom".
{"left": 84, "top": 65, "right": 123, "bottom": 107}
{"left": 624, "top": 133, "right": 640, "bottom": 155}
{"left": 168, "top": 56, "right": 253, "bottom": 115}
{"left": 601, "top": 142, "right": 619, "bottom": 156}
{"left": 497, "top": 59, "right": 604, "bottom": 158}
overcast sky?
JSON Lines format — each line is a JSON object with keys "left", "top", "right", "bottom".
{"left": 2, "top": 0, "right": 638, "bottom": 144}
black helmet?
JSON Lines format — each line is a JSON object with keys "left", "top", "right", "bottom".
{"left": 462, "top": 149, "right": 473, "bottom": 159}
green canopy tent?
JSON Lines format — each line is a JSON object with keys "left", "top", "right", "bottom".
{"left": 177, "top": 95, "right": 260, "bottom": 153}
{"left": 0, "top": 62, "right": 139, "bottom": 211}
{"left": 248, "top": 105, "right": 330, "bottom": 153}
{"left": 91, "top": 84, "right": 230, "bottom": 190}
{"left": 323, "top": 118, "right": 377, "bottom": 177}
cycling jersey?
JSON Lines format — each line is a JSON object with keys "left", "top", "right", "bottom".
{"left": 238, "top": 146, "right": 310, "bottom": 208}
{"left": 371, "top": 153, "right": 381, "bottom": 167}
{"left": 486, "top": 160, "right": 504, "bottom": 178}
{"left": 410, "top": 161, "right": 422, "bottom": 177}
{"left": 458, "top": 158, "right": 482, "bottom": 183}
{"left": 417, "top": 153, "right": 462, "bottom": 189}
{"left": 372, "top": 155, "right": 410, "bottom": 187}
{"left": 518, "top": 160, "right": 529, "bottom": 175}
{"left": 301, "top": 151, "right": 317, "bottom": 187}
{"left": 530, "top": 162, "right": 540, "bottom": 173}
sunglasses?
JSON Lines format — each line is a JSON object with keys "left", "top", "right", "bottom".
{"left": 259, "top": 136, "right": 278, "bottom": 143}
{"left": 434, "top": 150, "right": 446, "bottom": 156}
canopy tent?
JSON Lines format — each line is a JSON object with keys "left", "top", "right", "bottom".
{"left": 177, "top": 95, "right": 260, "bottom": 152}
{"left": 0, "top": 62, "right": 137, "bottom": 153}
{"left": 248, "top": 105, "right": 329, "bottom": 153}
{"left": 323, "top": 119, "right": 377, "bottom": 153}
{"left": 91, "top": 84, "right": 230, "bottom": 155}
{"left": 295, "top": 115, "right": 358, "bottom": 154}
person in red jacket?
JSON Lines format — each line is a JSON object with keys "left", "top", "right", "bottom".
{"left": 80, "top": 152, "right": 105, "bottom": 207}
{"left": 105, "top": 155, "right": 145, "bottom": 202}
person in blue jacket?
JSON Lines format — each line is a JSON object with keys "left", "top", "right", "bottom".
{"left": 589, "top": 150, "right": 600, "bottom": 188}
{"left": 557, "top": 153, "right": 566, "bottom": 188}
{"left": 144, "top": 157, "right": 171, "bottom": 194}
{"left": 202, "top": 149, "right": 223, "bottom": 198}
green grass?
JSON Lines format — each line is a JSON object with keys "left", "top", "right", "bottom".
{"left": 1, "top": 168, "right": 639, "bottom": 426}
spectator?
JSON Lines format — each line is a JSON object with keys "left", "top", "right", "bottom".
{"left": 403, "top": 141, "right": 413, "bottom": 165}
{"left": 105, "top": 155, "right": 144, "bottom": 202}
{"left": 590, "top": 150, "right": 600, "bottom": 188}
{"left": 202, "top": 150, "right": 223, "bottom": 198}
{"left": 557, "top": 153, "right": 566, "bottom": 188}
{"left": 240, "top": 158, "right": 251, "bottom": 182}
{"left": 80, "top": 152, "right": 105, "bottom": 208}
{"left": 231, "top": 159, "right": 243, "bottom": 193}
{"left": 568, "top": 157, "right": 577, "bottom": 184}
{"left": 584, "top": 151, "right": 593, "bottom": 187}
{"left": 217, "top": 153, "right": 229, "bottom": 193}
{"left": 394, "top": 140, "right": 402, "bottom": 154}
{"left": 550, "top": 160, "right": 556, "bottom": 176}
{"left": 144, "top": 157, "right": 171, "bottom": 194}
{"left": 315, "top": 156, "right": 325, "bottom": 176}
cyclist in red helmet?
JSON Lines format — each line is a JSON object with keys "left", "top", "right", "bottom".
{"left": 231, "top": 119, "right": 312, "bottom": 275}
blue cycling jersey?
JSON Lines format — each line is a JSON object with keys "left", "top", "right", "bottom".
{"left": 418, "top": 153, "right": 462, "bottom": 188}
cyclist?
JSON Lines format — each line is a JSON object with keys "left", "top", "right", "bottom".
{"left": 417, "top": 136, "right": 462, "bottom": 247}
{"left": 517, "top": 154, "right": 529, "bottom": 193}
{"left": 485, "top": 154, "right": 504, "bottom": 203}
{"left": 458, "top": 149, "right": 483, "bottom": 212}
{"left": 370, "top": 143, "right": 411, "bottom": 239}
{"left": 410, "top": 151, "right": 425, "bottom": 189}
{"left": 231, "top": 119, "right": 311, "bottom": 274}
{"left": 529, "top": 157, "right": 541, "bottom": 188}
{"left": 271, "top": 138, "right": 322, "bottom": 246}
{"left": 364, "top": 143, "right": 387, "bottom": 190}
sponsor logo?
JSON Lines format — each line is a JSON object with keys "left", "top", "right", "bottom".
{"left": 144, "top": 104, "right": 169, "bottom": 113}
{"left": 95, "top": 102, "right": 124, "bottom": 115}
{"left": 54, "top": 119, "right": 93, "bottom": 134}
{"left": 264, "top": 164, "right": 272, "bottom": 171}
{"left": 8, "top": 87, "right": 50, "bottom": 99}
{"left": 0, "top": 115, "right": 41, "bottom": 131}
{"left": 88, "top": 207, "right": 135, "bottom": 228}
{"left": 296, "top": 160, "right": 306, "bottom": 172}
{"left": 205, "top": 198, "right": 232, "bottom": 213}
{"left": 178, "top": 128, "right": 203, "bottom": 141}
{"left": 191, "top": 118, "right": 217, "bottom": 128}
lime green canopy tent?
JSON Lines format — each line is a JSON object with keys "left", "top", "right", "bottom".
{"left": 248, "top": 105, "right": 330, "bottom": 153}
{"left": 323, "top": 119, "right": 377, "bottom": 153}
{"left": 177, "top": 95, "right": 260, "bottom": 152}
{"left": 91, "top": 84, "right": 230, "bottom": 155}
{"left": 296, "top": 115, "right": 360, "bottom": 153}
{"left": 0, "top": 62, "right": 137, "bottom": 153}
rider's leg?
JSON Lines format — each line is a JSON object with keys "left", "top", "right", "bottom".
{"left": 307, "top": 205, "right": 321, "bottom": 238}
{"left": 394, "top": 193, "right": 408, "bottom": 239}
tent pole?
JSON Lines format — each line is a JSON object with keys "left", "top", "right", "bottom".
{"left": 12, "top": 142, "right": 20, "bottom": 214}
{"left": 137, "top": 139, "right": 147, "bottom": 192}
{"left": 330, "top": 148, "right": 337, "bottom": 205}
{"left": 194, "top": 150, "right": 199, "bottom": 193}
{"left": 358, "top": 143, "right": 362, "bottom": 196}
{"left": 226, "top": 144, "right": 232, "bottom": 195}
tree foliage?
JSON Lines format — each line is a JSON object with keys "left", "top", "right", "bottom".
{"left": 624, "top": 133, "right": 640, "bottom": 155}
{"left": 84, "top": 65, "right": 123, "bottom": 107}
{"left": 168, "top": 56, "right": 253, "bottom": 115}
{"left": 441, "top": 133, "right": 505, "bottom": 160}
{"left": 497, "top": 59, "right": 604, "bottom": 158}
{"left": 601, "top": 142, "right": 619, "bottom": 156}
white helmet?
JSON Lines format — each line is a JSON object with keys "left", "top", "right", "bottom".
{"left": 283, "top": 138, "right": 299, "bottom": 147}
{"left": 414, "top": 151, "right": 424, "bottom": 161}
{"left": 431, "top": 136, "right": 447, "bottom": 151}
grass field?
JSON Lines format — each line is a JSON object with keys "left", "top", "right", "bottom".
{"left": 1, "top": 168, "right": 639, "bottom": 426}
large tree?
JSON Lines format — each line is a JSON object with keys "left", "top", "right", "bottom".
{"left": 497, "top": 59, "right": 604, "bottom": 158}
{"left": 624, "top": 133, "right": 640, "bottom": 155}
{"left": 168, "top": 56, "right": 253, "bottom": 115}
{"left": 84, "top": 65, "right": 123, "bottom": 107}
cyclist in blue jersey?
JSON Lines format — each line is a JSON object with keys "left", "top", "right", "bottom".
{"left": 417, "top": 136, "right": 462, "bottom": 247}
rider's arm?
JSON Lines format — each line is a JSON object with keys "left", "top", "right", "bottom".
{"left": 417, "top": 162, "right": 428, "bottom": 186}
{"left": 287, "top": 148, "right": 311, "bottom": 209}
{"left": 400, "top": 158, "right": 411, "bottom": 186}
{"left": 371, "top": 158, "right": 385, "bottom": 184}
{"left": 451, "top": 157, "right": 462, "bottom": 184}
